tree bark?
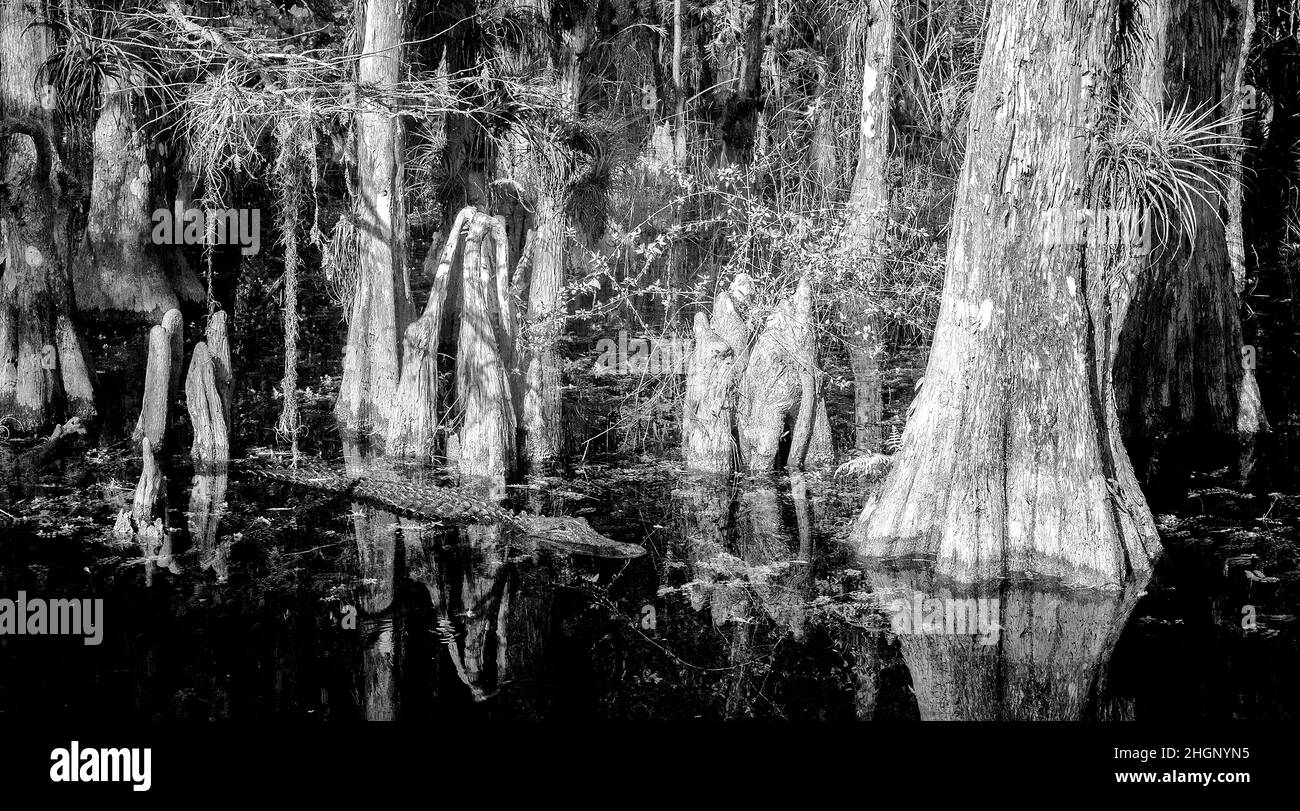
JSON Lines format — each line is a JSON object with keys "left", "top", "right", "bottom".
{"left": 1114, "top": 0, "right": 1262, "bottom": 476}
{"left": 522, "top": 192, "right": 565, "bottom": 471}
{"left": 70, "top": 73, "right": 180, "bottom": 318}
{"left": 205, "top": 310, "right": 232, "bottom": 434}
{"left": 0, "top": 4, "right": 95, "bottom": 433}
{"left": 132, "top": 324, "right": 172, "bottom": 451}
{"left": 740, "top": 278, "right": 815, "bottom": 471}
{"left": 839, "top": 0, "right": 895, "bottom": 453}
{"left": 185, "top": 341, "right": 229, "bottom": 469}
{"left": 682, "top": 275, "right": 752, "bottom": 473}
{"left": 682, "top": 311, "right": 738, "bottom": 474}
{"left": 128, "top": 436, "right": 166, "bottom": 561}
{"left": 162, "top": 308, "right": 184, "bottom": 406}
{"left": 455, "top": 213, "right": 516, "bottom": 482}
{"left": 336, "top": 0, "right": 411, "bottom": 443}
{"left": 853, "top": 0, "right": 1162, "bottom": 587}
{"left": 808, "top": 390, "right": 836, "bottom": 466}
{"left": 389, "top": 206, "right": 473, "bottom": 459}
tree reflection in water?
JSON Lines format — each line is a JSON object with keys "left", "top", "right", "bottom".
{"left": 857, "top": 567, "right": 1151, "bottom": 720}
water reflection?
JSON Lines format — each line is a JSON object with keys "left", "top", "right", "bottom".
{"left": 6, "top": 445, "right": 1279, "bottom": 720}
{"left": 188, "top": 465, "right": 229, "bottom": 581}
{"left": 343, "top": 440, "right": 555, "bottom": 714}
{"left": 859, "top": 567, "right": 1151, "bottom": 720}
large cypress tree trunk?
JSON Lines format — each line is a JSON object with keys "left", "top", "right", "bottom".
{"left": 336, "top": 0, "right": 411, "bottom": 444}
{"left": 840, "top": 0, "right": 895, "bottom": 453}
{"left": 0, "top": 2, "right": 95, "bottom": 433}
{"left": 1114, "top": 0, "right": 1261, "bottom": 477}
{"left": 70, "top": 73, "right": 181, "bottom": 319}
{"left": 853, "top": 0, "right": 1162, "bottom": 587}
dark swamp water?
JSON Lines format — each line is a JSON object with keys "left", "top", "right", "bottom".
{"left": 2, "top": 310, "right": 1299, "bottom": 721}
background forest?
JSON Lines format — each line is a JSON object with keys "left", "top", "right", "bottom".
{"left": 4, "top": 0, "right": 1300, "bottom": 723}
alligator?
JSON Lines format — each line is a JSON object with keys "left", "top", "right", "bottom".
{"left": 246, "top": 461, "right": 646, "bottom": 559}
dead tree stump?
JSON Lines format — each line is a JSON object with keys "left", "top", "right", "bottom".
{"left": 205, "top": 311, "right": 232, "bottom": 433}
{"left": 162, "top": 308, "right": 184, "bottom": 403}
{"left": 682, "top": 312, "right": 738, "bottom": 474}
{"left": 455, "top": 212, "right": 517, "bottom": 482}
{"left": 389, "top": 206, "right": 473, "bottom": 459}
{"left": 739, "top": 278, "right": 814, "bottom": 471}
{"left": 185, "top": 341, "right": 229, "bottom": 468}
{"left": 132, "top": 324, "right": 172, "bottom": 450}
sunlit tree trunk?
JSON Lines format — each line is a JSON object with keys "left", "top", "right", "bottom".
{"left": 456, "top": 213, "right": 516, "bottom": 481}
{"left": 522, "top": 191, "right": 565, "bottom": 469}
{"left": 71, "top": 73, "right": 185, "bottom": 319}
{"left": 853, "top": 0, "right": 1162, "bottom": 586}
{"left": 0, "top": 2, "right": 95, "bottom": 432}
{"left": 519, "top": 20, "right": 588, "bottom": 472}
{"left": 336, "top": 0, "right": 412, "bottom": 443}
{"left": 682, "top": 277, "right": 750, "bottom": 473}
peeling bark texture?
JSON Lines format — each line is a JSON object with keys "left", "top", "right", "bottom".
{"left": 185, "top": 341, "right": 229, "bottom": 469}
{"left": 853, "top": 0, "right": 1162, "bottom": 587}
{"left": 389, "top": 207, "right": 472, "bottom": 459}
{"left": 0, "top": 3, "right": 95, "bottom": 433}
{"left": 455, "top": 213, "right": 517, "bottom": 482}
{"left": 522, "top": 193, "right": 565, "bottom": 472}
{"left": 839, "top": 0, "right": 895, "bottom": 453}
{"left": 682, "top": 311, "right": 738, "bottom": 474}
{"left": 336, "top": 0, "right": 411, "bottom": 444}
{"left": 132, "top": 325, "right": 172, "bottom": 451}
{"left": 1114, "top": 0, "right": 1259, "bottom": 473}
{"left": 70, "top": 73, "right": 178, "bottom": 318}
